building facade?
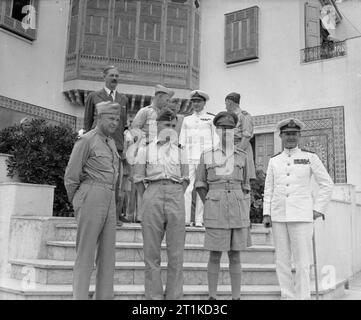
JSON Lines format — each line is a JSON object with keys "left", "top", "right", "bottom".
{"left": 0, "top": 0, "right": 360, "bottom": 187}
{"left": 199, "top": 0, "right": 361, "bottom": 188}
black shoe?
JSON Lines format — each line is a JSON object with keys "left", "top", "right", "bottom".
{"left": 208, "top": 296, "right": 216, "bottom": 300}
{"left": 119, "top": 215, "right": 130, "bottom": 223}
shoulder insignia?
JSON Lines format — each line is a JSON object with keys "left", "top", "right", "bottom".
{"left": 206, "top": 112, "right": 215, "bottom": 116}
{"left": 301, "top": 149, "right": 315, "bottom": 154}
{"left": 271, "top": 152, "right": 282, "bottom": 158}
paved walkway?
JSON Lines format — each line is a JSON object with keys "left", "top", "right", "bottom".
{"left": 340, "top": 271, "right": 361, "bottom": 300}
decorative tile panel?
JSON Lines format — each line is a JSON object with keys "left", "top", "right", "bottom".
{"left": 0, "top": 95, "right": 77, "bottom": 130}
{"left": 253, "top": 106, "right": 346, "bottom": 183}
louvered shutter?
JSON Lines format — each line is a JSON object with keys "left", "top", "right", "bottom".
{"left": 225, "top": 6, "right": 259, "bottom": 64}
{"left": 0, "top": 0, "right": 39, "bottom": 41}
{"left": 304, "top": 2, "right": 320, "bottom": 48}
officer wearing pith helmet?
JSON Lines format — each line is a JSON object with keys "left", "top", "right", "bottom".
{"left": 262, "top": 117, "right": 334, "bottom": 300}
{"left": 65, "top": 101, "right": 121, "bottom": 300}
{"left": 196, "top": 111, "right": 251, "bottom": 300}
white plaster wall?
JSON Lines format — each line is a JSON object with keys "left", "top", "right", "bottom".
{"left": 0, "top": 0, "right": 82, "bottom": 118}
{"left": 199, "top": 0, "right": 361, "bottom": 187}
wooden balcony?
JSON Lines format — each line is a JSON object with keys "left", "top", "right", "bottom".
{"left": 63, "top": 0, "right": 200, "bottom": 92}
{"left": 64, "top": 53, "right": 199, "bottom": 89}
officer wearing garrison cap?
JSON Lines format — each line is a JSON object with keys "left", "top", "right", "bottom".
{"left": 133, "top": 108, "right": 189, "bottom": 300}
{"left": 84, "top": 66, "right": 129, "bottom": 225}
{"left": 65, "top": 101, "right": 121, "bottom": 300}
{"left": 195, "top": 111, "right": 251, "bottom": 300}
{"left": 179, "top": 90, "right": 219, "bottom": 227}
{"left": 262, "top": 118, "right": 334, "bottom": 300}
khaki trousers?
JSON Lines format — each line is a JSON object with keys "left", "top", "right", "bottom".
{"left": 272, "top": 222, "right": 313, "bottom": 300}
{"left": 140, "top": 181, "right": 186, "bottom": 300}
{"left": 72, "top": 183, "right": 116, "bottom": 300}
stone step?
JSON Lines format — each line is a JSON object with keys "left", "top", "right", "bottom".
{"left": 55, "top": 223, "right": 273, "bottom": 246}
{"left": 10, "top": 259, "right": 280, "bottom": 286}
{"left": 0, "top": 277, "right": 346, "bottom": 300}
{"left": 46, "top": 241, "right": 275, "bottom": 264}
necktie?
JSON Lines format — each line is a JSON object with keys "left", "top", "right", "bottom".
{"left": 110, "top": 91, "right": 114, "bottom": 101}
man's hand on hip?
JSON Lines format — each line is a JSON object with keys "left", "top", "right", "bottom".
{"left": 263, "top": 215, "right": 272, "bottom": 228}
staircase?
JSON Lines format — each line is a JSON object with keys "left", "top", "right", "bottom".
{"left": 0, "top": 222, "right": 346, "bottom": 300}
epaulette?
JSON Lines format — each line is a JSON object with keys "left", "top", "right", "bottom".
{"left": 301, "top": 149, "right": 315, "bottom": 154}
{"left": 206, "top": 112, "right": 215, "bottom": 116}
{"left": 271, "top": 152, "right": 282, "bottom": 158}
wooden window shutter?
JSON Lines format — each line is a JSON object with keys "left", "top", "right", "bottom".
{"left": 225, "top": 6, "right": 259, "bottom": 64}
{"left": 0, "top": 0, "right": 39, "bottom": 41}
{"left": 304, "top": 2, "right": 320, "bottom": 48}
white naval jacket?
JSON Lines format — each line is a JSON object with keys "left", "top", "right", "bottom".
{"left": 263, "top": 147, "right": 334, "bottom": 222}
{"left": 179, "top": 111, "right": 218, "bottom": 163}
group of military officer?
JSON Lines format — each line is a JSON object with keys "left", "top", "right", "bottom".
{"left": 64, "top": 65, "right": 334, "bottom": 300}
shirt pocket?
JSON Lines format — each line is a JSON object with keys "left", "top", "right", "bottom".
{"left": 234, "top": 191, "right": 250, "bottom": 221}
{"left": 204, "top": 192, "right": 222, "bottom": 220}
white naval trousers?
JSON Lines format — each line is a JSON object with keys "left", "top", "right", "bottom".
{"left": 272, "top": 222, "right": 313, "bottom": 300}
{"left": 184, "top": 163, "right": 204, "bottom": 225}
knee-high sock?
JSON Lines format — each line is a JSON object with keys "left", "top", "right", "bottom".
{"left": 228, "top": 250, "right": 241, "bottom": 299}
{"left": 208, "top": 251, "right": 222, "bottom": 298}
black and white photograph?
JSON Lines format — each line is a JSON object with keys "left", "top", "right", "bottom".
{"left": 0, "top": 0, "right": 361, "bottom": 304}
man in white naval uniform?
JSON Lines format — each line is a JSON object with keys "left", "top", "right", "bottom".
{"left": 179, "top": 90, "right": 218, "bottom": 227}
{"left": 262, "top": 118, "right": 334, "bottom": 300}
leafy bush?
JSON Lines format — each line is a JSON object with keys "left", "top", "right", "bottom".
{"left": 0, "top": 118, "right": 77, "bottom": 216}
{"left": 250, "top": 169, "right": 266, "bottom": 223}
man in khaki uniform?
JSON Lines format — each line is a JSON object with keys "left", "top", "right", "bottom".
{"left": 133, "top": 109, "right": 189, "bottom": 300}
{"left": 83, "top": 66, "right": 129, "bottom": 225}
{"left": 225, "top": 92, "right": 256, "bottom": 179}
{"left": 64, "top": 102, "right": 120, "bottom": 300}
{"left": 195, "top": 111, "right": 251, "bottom": 300}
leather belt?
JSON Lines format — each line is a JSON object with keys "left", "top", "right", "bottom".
{"left": 208, "top": 182, "right": 242, "bottom": 190}
{"left": 147, "top": 179, "right": 182, "bottom": 185}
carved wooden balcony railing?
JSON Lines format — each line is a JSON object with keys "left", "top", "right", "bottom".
{"left": 65, "top": 53, "right": 198, "bottom": 89}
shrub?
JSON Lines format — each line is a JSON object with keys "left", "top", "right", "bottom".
{"left": 0, "top": 118, "right": 77, "bottom": 216}
{"left": 250, "top": 169, "right": 266, "bottom": 223}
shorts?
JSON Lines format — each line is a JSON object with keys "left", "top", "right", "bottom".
{"left": 204, "top": 227, "right": 250, "bottom": 251}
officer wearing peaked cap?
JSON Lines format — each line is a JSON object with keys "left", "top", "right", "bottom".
{"left": 179, "top": 89, "right": 219, "bottom": 227}
{"left": 195, "top": 111, "right": 251, "bottom": 300}
{"left": 65, "top": 101, "right": 121, "bottom": 300}
{"left": 262, "top": 117, "right": 334, "bottom": 300}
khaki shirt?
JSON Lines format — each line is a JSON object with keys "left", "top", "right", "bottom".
{"left": 195, "top": 146, "right": 250, "bottom": 229}
{"left": 263, "top": 147, "right": 334, "bottom": 222}
{"left": 64, "top": 128, "right": 119, "bottom": 202}
{"left": 233, "top": 108, "right": 253, "bottom": 141}
{"left": 131, "top": 104, "right": 160, "bottom": 142}
{"left": 133, "top": 137, "right": 189, "bottom": 184}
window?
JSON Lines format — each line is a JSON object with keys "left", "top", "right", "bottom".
{"left": 224, "top": 6, "right": 259, "bottom": 65}
{"left": 0, "top": 0, "right": 38, "bottom": 41}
